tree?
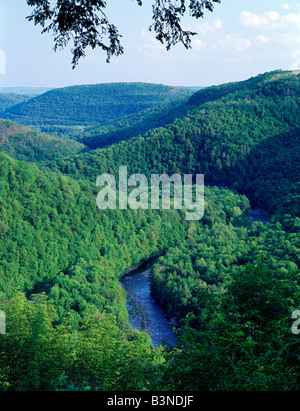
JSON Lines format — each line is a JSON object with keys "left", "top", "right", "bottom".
{"left": 26, "top": 0, "right": 221, "bottom": 68}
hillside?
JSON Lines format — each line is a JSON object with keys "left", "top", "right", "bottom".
{"left": 79, "top": 96, "right": 196, "bottom": 149}
{"left": 0, "top": 150, "right": 255, "bottom": 390}
{"left": 67, "top": 70, "right": 300, "bottom": 151}
{"left": 1, "top": 82, "right": 193, "bottom": 129}
{"left": 0, "top": 93, "right": 32, "bottom": 112}
{"left": 0, "top": 119, "right": 84, "bottom": 162}
{"left": 0, "top": 70, "right": 299, "bottom": 391}
{"left": 45, "top": 70, "right": 300, "bottom": 218}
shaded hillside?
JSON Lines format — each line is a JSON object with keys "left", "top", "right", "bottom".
{"left": 0, "top": 93, "right": 32, "bottom": 112}
{"left": 0, "top": 119, "right": 84, "bottom": 162}
{"left": 0, "top": 70, "right": 300, "bottom": 391}
{"left": 188, "top": 70, "right": 284, "bottom": 106}
{"left": 79, "top": 96, "right": 196, "bottom": 149}
{"left": 229, "top": 127, "right": 300, "bottom": 217}
{"left": 79, "top": 87, "right": 206, "bottom": 149}
{"left": 0, "top": 149, "right": 266, "bottom": 391}
{"left": 0, "top": 151, "right": 186, "bottom": 305}
{"left": 44, "top": 70, "right": 300, "bottom": 219}
{"left": 0, "top": 151, "right": 247, "bottom": 324}
{"left": 66, "top": 70, "right": 300, "bottom": 150}
{"left": 1, "top": 82, "right": 193, "bottom": 128}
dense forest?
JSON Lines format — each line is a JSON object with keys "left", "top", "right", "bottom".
{"left": 0, "top": 93, "right": 32, "bottom": 112}
{"left": 0, "top": 83, "right": 193, "bottom": 129}
{"left": 45, "top": 70, "right": 300, "bottom": 218}
{"left": 0, "top": 119, "right": 84, "bottom": 162}
{"left": 0, "top": 70, "right": 299, "bottom": 391}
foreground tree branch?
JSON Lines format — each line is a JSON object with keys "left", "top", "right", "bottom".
{"left": 26, "top": 0, "right": 221, "bottom": 68}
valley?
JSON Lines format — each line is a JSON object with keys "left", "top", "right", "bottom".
{"left": 0, "top": 69, "right": 299, "bottom": 391}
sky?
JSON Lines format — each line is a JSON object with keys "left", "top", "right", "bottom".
{"left": 0, "top": 0, "right": 300, "bottom": 88}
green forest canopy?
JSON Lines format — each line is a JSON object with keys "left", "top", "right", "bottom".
{"left": 1, "top": 83, "right": 193, "bottom": 129}
{"left": 0, "top": 69, "right": 299, "bottom": 391}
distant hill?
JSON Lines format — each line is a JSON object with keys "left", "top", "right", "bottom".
{"left": 0, "top": 93, "right": 32, "bottom": 112}
{"left": 183, "top": 86, "right": 206, "bottom": 91}
{"left": 0, "top": 119, "right": 84, "bottom": 162}
{"left": 0, "top": 87, "right": 52, "bottom": 95}
{"left": 77, "top": 71, "right": 300, "bottom": 150}
{"left": 45, "top": 70, "right": 300, "bottom": 218}
{"left": 1, "top": 83, "right": 194, "bottom": 128}
{"left": 1, "top": 70, "right": 300, "bottom": 392}
{"left": 79, "top": 95, "right": 195, "bottom": 149}
{"left": 77, "top": 88, "right": 205, "bottom": 150}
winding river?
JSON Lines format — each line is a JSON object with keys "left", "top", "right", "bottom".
{"left": 250, "top": 208, "right": 269, "bottom": 225}
{"left": 120, "top": 208, "right": 269, "bottom": 347}
{"left": 120, "top": 256, "right": 177, "bottom": 347}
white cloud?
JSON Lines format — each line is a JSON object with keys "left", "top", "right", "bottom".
{"left": 214, "top": 19, "right": 222, "bottom": 30}
{"left": 214, "top": 35, "right": 251, "bottom": 52}
{"left": 275, "top": 32, "right": 300, "bottom": 47}
{"left": 240, "top": 10, "right": 300, "bottom": 30}
{"left": 283, "top": 4, "right": 290, "bottom": 10}
{"left": 267, "top": 11, "right": 281, "bottom": 21}
{"left": 240, "top": 11, "right": 280, "bottom": 29}
{"left": 136, "top": 33, "right": 166, "bottom": 54}
{"left": 197, "top": 19, "right": 222, "bottom": 36}
{"left": 144, "top": 38, "right": 165, "bottom": 51}
{"left": 0, "top": 51, "right": 6, "bottom": 75}
{"left": 192, "top": 39, "right": 205, "bottom": 50}
{"left": 282, "top": 13, "right": 300, "bottom": 27}
{"left": 255, "top": 35, "right": 271, "bottom": 45}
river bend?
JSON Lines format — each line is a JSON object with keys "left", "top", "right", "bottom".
{"left": 120, "top": 208, "right": 269, "bottom": 346}
{"left": 120, "top": 259, "right": 177, "bottom": 347}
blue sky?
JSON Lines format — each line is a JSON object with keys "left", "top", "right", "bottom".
{"left": 0, "top": 1, "right": 300, "bottom": 88}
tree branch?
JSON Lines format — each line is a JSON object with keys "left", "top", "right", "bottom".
{"left": 26, "top": 0, "right": 221, "bottom": 67}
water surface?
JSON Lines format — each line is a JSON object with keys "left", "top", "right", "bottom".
{"left": 120, "top": 259, "right": 177, "bottom": 347}
{"left": 250, "top": 208, "right": 269, "bottom": 225}
{"left": 120, "top": 207, "right": 269, "bottom": 346}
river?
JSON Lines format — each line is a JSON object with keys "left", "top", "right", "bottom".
{"left": 250, "top": 208, "right": 269, "bottom": 225}
{"left": 120, "top": 257, "right": 177, "bottom": 347}
{"left": 120, "top": 208, "right": 269, "bottom": 347}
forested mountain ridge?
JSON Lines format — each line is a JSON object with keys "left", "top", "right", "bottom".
{"left": 0, "top": 119, "right": 85, "bottom": 162}
{"left": 0, "top": 151, "right": 188, "bottom": 313}
{"left": 45, "top": 70, "right": 300, "bottom": 218}
{"left": 0, "top": 83, "right": 193, "bottom": 129}
{"left": 0, "top": 93, "right": 32, "bottom": 112}
{"left": 79, "top": 96, "right": 195, "bottom": 149}
{"left": 79, "top": 70, "right": 300, "bottom": 149}
{"left": 0, "top": 149, "right": 257, "bottom": 390}
{"left": 188, "top": 69, "right": 296, "bottom": 106}
{"left": 0, "top": 70, "right": 299, "bottom": 391}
